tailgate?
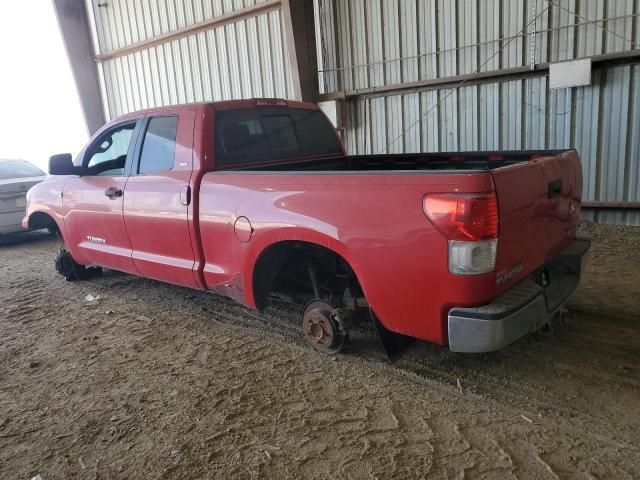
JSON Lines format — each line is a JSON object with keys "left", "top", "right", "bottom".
{"left": 492, "top": 150, "right": 582, "bottom": 294}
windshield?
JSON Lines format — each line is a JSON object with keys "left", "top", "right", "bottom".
{"left": 0, "top": 160, "right": 46, "bottom": 180}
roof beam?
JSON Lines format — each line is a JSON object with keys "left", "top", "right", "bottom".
{"left": 319, "top": 50, "right": 640, "bottom": 101}
{"left": 582, "top": 201, "right": 640, "bottom": 210}
{"left": 94, "top": 0, "right": 282, "bottom": 62}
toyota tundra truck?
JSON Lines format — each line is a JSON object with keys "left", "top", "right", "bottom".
{"left": 23, "top": 99, "right": 589, "bottom": 356}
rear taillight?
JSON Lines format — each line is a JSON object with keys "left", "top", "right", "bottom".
{"left": 447, "top": 239, "right": 497, "bottom": 275}
{"left": 423, "top": 192, "right": 499, "bottom": 275}
{"left": 423, "top": 192, "right": 498, "bottom": 241}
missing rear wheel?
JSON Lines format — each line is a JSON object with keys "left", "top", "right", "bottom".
{"left": 302, "top": 300, "right": 349, "bottom": 355}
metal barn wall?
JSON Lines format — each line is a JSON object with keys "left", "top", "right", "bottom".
{"left": 319, "top": 0, "right": 639, "bottom": 91}
{"left": 317, "top": 0, "right": 640, "bottom": 224}
{"left": 87, "top": 0, "right": 295, "bottom": 120}
{"left": 341, "top": 65, "right": 640, "bottom": 225}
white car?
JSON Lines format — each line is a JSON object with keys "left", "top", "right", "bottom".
{"left": 0, "top": 159, "right": 47, "bottom": 235}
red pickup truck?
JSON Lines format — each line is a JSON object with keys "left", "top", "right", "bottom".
{"left": 24, "top": 99, "right": 589, "bottom": 356}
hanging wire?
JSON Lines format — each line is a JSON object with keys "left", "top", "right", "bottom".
{"left": 381, "top": 3, "right": 551, "bottom": 154}
{"left": 547, "top": 0, "right": 640, "bottom": 49}
{"left": 316, "top": 14, "right": 640, "bottom": 75}
{"left": 380, "top": 0, "right": 640, "bottom": 154}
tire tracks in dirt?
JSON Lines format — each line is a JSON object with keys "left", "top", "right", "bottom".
{"left": 1, "top": 228, "right": 639, "bottom": 479}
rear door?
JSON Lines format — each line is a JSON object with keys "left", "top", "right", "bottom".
{"left": 63, "top": 120, "right": 141, "bottom": 273}
{"left": 122, "top": 110, "right": 198, "bottom": 288}
{"left": 491, "top": 150, "right": 583, "bottom": 293}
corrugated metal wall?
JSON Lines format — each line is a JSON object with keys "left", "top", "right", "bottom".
{"left": 319, "top": 0, "right": 639, "bottom": 90}
{"left": 87, "top": 0, "right": 639, "bottom": 224}
{"left": 317, "top": 0, "right": 640, "bottom": 224}
{"left": 341, "top": 66, "right": 640, "bottom": 225}
{"left": 88, "top": 0, "right": 294, "bottom": 120}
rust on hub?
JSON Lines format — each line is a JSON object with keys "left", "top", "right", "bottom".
{"left": 302, "top": 301, "right": 347, "bottom": 354}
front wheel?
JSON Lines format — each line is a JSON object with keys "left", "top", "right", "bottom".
{"left": 54, "top": 247, "right": 102, "bottom": 281}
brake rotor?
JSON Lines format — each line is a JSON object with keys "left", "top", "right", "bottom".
{"left": 302, "top": 300, "right": 348, "bottom": 355}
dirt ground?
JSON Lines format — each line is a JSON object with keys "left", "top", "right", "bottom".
{"left": 0, "top": 223, "right": 639, "bottom": 479}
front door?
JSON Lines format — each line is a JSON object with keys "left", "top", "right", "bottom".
{"left": 123, "top": 111, "right": 198, "bottom": 288}
{"left": 63, "top": 120, "right": 141, "bottom": 274}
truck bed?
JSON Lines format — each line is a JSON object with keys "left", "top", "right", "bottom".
{"left": 221, "top": 150, "right": 568, "bottom": 172}
{"left": 202, "top": 147, "right": 583, "bottom": 344}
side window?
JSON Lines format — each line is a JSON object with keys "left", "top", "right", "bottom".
{"left": 138, "top": 116, "right": 178, "bottom": 175}
{"left": 84, "top": 123, "right": 136, "bottom": 176}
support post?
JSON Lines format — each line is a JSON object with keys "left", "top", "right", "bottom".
{"left": 52, "top": 0, "right": 105, "bottom": 134}
{"left": 281, "top": 0, "right": 319, "bottom": 102}
{"left": 529, "top": 0, "right": 538, "bottom": 70}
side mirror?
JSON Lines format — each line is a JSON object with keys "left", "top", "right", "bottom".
{"left": 49, "top": 153, "right": 75, "bottom": 175}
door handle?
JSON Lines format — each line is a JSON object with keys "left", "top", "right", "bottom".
{"left": 105, "top": 187, "right": 123, "bottom": 199}
{"left": 180, "top": 185, "right": 191, "bottom": 206}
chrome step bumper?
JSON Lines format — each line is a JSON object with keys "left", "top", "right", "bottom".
{"left": 447, "top": 238, "right": 590, "bottom": 353}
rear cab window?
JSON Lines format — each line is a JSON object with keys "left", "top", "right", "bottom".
{"left": 214, "top": 108, "right": 342, "bottom": 168}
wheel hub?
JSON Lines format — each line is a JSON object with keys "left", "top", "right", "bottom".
{"left": 302, "top": 301, "right": 348, "bottom": 354}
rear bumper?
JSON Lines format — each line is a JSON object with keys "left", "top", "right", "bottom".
{"left": 447, "top": 238, "right": 590, "bottom": 353}
{"left": 0, "top": 210, "right": 28, "bottom": 235}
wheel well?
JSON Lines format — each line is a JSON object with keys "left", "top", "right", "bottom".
{"left": 252, "top": 241, "right": 363, "bottom": 309}
{"left": 28, "top": 212, "right": 59, "bottom": 233}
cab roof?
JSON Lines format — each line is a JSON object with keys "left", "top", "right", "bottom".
{"left": 116, "top": 98, "right": 317, "bottom": 121}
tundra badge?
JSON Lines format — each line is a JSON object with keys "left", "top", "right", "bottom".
{"left": 86, "top": 235, "right": 106, "bottom": 244}
{"left": 496, "top": 263, "right": 523, "bottom": 287}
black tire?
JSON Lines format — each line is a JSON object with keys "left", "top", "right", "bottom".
{"left": 54, "top": 247, "right": 102, "bottom": 281}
